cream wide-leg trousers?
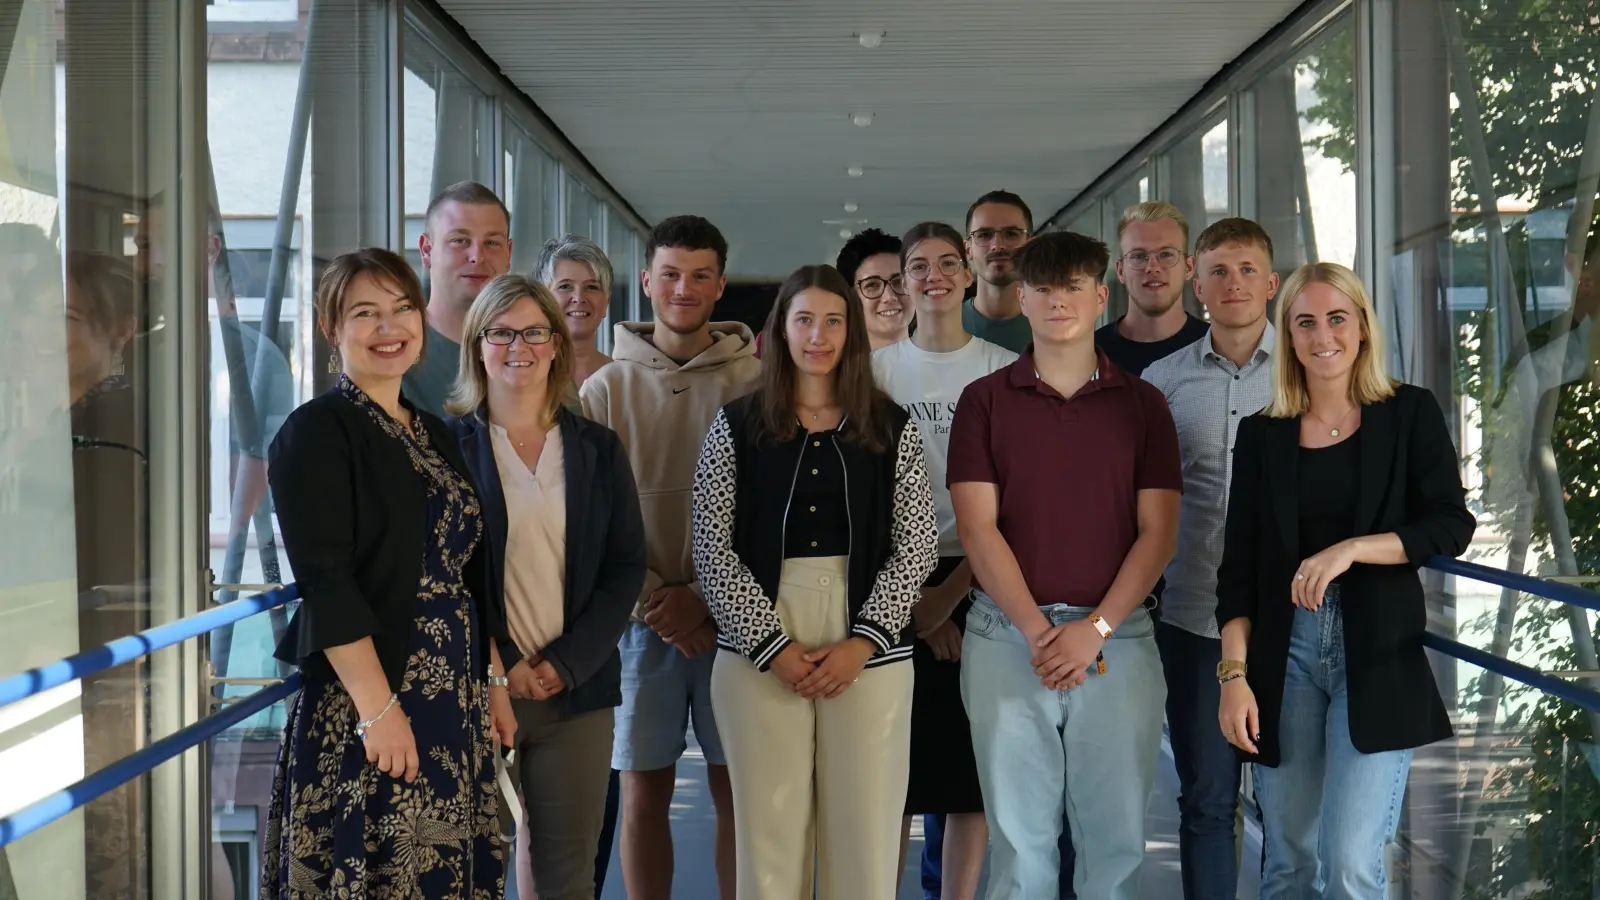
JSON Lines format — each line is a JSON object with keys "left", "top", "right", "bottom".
{"left": 710, "top": 555, "right": 914, "bottom": 900}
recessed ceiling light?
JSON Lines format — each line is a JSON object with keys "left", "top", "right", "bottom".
{"left": 844, "top": 202, "right": 859, "bottom": 213}
{"left": 839, "top": 228, "right": 853, "bottom": 239}
{"left": 846, "top": 165, "right": 865, "bottom": 178}
{"left": 856, "top": 30, "right": 884, "bottom": 49}
{"left": 851, "top": 112, "right": 874, "bottom": 127}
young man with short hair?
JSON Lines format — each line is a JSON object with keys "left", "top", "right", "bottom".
{"left": 949, "top": 231, "right": 1181, "bottom": 900}
{"left": 403, "top": 180, "right": 514, "bottom": 416}
{"left": 1139, "top": 217, "right": 1279, "bottom": 900}
{"left": 1095, "top": 201, "right": 1210, "bottom": 376}
{"left": 579, "top": 215, "right": 755, "bottom": 900}
{"left": 838, "top": 227, "right": 913, "bottom": 350}
{"left": 961, "top": 190, "right": 1035, "bottom": 354}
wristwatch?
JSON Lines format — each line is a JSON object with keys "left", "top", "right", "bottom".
{"left": 1216, "top": 659, "right": 1247, "bottom": 680}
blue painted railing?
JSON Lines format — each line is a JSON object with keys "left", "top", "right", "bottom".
{"left": 0, "top": 556, "right": 1596, "bottom": 851}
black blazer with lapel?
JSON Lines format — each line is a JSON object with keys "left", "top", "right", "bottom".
{"left": 448, "top": 406, "right": 648, "bottom": 716}
{"left": 1215, "top": 383, "right": 1475, "bottom": 767}
{"left": 268, "top": 386, "right": 505, "bottom": 694}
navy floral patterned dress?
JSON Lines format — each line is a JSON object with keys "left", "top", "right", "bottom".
{"left": 262, "top": 377, "right": 505, "bottom": 899}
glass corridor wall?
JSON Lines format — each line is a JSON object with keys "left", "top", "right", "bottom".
{"left": 1057, "top": 0, "right": 1599, "bottom": 893}
{"left": 0, "top": 0, "right": 644, "bottom": 897}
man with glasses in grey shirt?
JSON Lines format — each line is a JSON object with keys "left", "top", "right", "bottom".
{"left": 1139, "top": 216, "right": 1279, "bottom": 900}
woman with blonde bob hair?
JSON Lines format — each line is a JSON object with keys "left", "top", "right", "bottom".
{"left": 446, "top": 273, "right": 648, "bottom": 900}
{"left": 1213, "top": 261, "right": 1474, "bottom": 899}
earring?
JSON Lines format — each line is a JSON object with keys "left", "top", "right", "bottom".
{"left": 326, "top": 350, "right": 341, "bottom": 374}
{"left": 110, "top": 352, "right": 124, "bottom": 377}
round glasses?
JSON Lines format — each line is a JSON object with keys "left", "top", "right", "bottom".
{"left": 1121, "top": 249, "right": 1185, "bottom": 271}
{"left": 855, "top": 275, "right": 905, "bottom": 299}
{"left": 905, "top": 256, "right": 965, "bottom": 281}
{"left": 481, "top": 326, "right": 554, "bottom": 346}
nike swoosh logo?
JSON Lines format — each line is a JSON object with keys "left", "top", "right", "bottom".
{"left": 673, "top": 387, "right": 689, "bottom": 395}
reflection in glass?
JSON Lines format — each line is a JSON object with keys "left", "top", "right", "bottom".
{"left": 565, "top": 175, "right": 603, "bottom": 241}
{"left": 506, "top": 123, "right": 561, "bottom": 275}
{"left": 1251, "top": 18, "right": 1356, "bottom": 272}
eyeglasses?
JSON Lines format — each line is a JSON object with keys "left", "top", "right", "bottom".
{"left": 1121, "top": 249, "right": 1186, "bottom": 271}
{"left": 905, "top": 256, "right": 966, "bottom": 281}
{"left": 968, "top": 227, "right": 1030, "bottom": 247}
{"left": 481, "top": 326, "right": 555, "bottom": 346}
{"left": 855, "top": 274, "right": 905, "bottom": 299}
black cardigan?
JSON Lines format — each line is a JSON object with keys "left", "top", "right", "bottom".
{"left": 1215, "top": 383, "right": 1476, "bottom": 766}
{"left": 691, "top": 393, "right": 939, "bottom": 671}
{"left": 447, "top": 408, "right": 648, "bottom": 716}
{"left": 268, "top": 387, "right": 505, "bottom": 693}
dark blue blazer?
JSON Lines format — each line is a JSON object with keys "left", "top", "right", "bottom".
{"left": 449, "top": 406, "right": 647, "bottom": 716}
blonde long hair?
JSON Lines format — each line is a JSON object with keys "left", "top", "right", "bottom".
{"left": 446, "top": 273, "right": 573, "bottom": 424}
{"left": 1266, "top": 261, "right": 1396, "bottom": 418}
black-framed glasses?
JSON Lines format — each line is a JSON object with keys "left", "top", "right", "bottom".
{"left": 968, "top": 226, "right": 1030, "bottom": 246}
{"left": 1121, "top": 249, "right": 1185, "bottom": 271}
{"left": 481, "top": 326, "right": 555, "bottom": 346}
{"left": 905, "top": 256, "right": 965, "bottom": 281}
{"left": 855, "top": 274, "right": 905, "bottom": 299}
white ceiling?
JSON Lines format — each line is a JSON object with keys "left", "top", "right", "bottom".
{"left": 440, "top": 0, "right": 1304, "bottom": 278}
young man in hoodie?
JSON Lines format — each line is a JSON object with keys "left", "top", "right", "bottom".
{"left": 579, "top": 215, "right": 758, "bottom": 900}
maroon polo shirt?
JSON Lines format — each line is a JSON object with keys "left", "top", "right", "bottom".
{"left": 946, "top": 348, "right": 1182, "bottom": 608}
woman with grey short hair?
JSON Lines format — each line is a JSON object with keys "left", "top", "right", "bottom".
{"left": 536, "top": 234, "right": 614, "bottom": 386}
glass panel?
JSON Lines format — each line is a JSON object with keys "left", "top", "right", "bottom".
{"left": 604, "top": 204, "right": 635, "bottom": 348}
{"left": 404, "top": 20, "right": 493, "bottom": 278}
{"left": 1160, "top": 109, "right": 1231, "bottom": 317}
{"left": 564, "top": 175, "right": 602, "bottom": 242}
{"left": 505, "top": 122, "right": 560, "bottom": 275}
{"left": 1248, "top": 16, "right": 1357, "bottom": 275}
{"left": 632, "top": 229, "right": 652, "bottom": 322}
{"left": 0, "top": 0, "right": 188, "bottom": 895}
{"left": 1384, "top": 1, "right": 1600, "bottom": 891}
{"left": 1067, "top": 201, "right": 1100, "bottom": 242}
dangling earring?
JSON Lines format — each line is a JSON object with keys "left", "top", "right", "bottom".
{"left": 110, "top": 352, "right": 124, "bottom": 377}
{"left": 327, "top": 349, "right": 341, "bottom": 374}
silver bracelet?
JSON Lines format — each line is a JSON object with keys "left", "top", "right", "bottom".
{"left": 488, "top": 674, "right": 509, "bottom": 688}
{"left": 355, "top": 694, "right": 399, "bottom": 741}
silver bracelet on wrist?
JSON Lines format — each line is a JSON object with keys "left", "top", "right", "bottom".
{"left": 355, "top": 694, "right": 399, "bottom": 742}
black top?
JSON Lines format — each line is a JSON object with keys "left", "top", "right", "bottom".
{"left": 1297, "top": 436, "right": 1360, "bottom": 564}
{"left": 1216, "top": 384, "right": 1476, "bottom": 766}
{"left": 784, "top": 430, "right": 851, "bottom": 558}
{"left": 1094, "top": 314, "right": 1210, "bottom": 376}
{"left": 268, "top": 384, "right": 504, "bottom": 693}
{"left": 447, "top": 408, "right": 649, "bottom": 716}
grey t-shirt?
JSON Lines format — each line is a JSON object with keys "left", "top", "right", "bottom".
{"left": 402, "top": 325, "right": 462, "bottom": 418}
{"left": 961, "top": 300, "right": 1033, "bottom": 355}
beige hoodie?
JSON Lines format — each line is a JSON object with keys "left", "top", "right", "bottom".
{"left": 579, "top": 321, "right": 761, "bottom": 617}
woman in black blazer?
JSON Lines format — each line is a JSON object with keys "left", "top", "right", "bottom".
{"left": 444, "top": 273, "right": 647, "bottom": 899}
{"left": 261, "top": 248, "right": 515, "bottom": 899}
{"left": 1215, "top": 262, "right": 1474, "bottom": 900}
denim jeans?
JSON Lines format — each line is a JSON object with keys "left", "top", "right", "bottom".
{"left": 920, "top": 813, "right": 1077, "bottom": 900}
{"left": 961, "top": 592, "right": 1166, "bottom": 900}
{"left": 1253, "top": 586, "right": 1412, "bottom": 900}
{"left": 1156, "top": 622, "right": 1242, "bottom": 900}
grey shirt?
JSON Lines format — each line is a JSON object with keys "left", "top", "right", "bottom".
{"left": 1140, "top": 323, "right": 1276, "bottom": 638}
{"left": 402, "top": 325, "right": 462, "bottom": 418}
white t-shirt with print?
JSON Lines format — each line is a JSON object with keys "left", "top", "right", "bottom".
{"left": 872, "top": 336, "right": 1019, "bottom": 557}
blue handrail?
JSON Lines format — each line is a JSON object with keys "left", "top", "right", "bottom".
{"left": 0, "top": 673, "right": 302, "bottom": 849}
{"left": 1426, "top": 555, "right": 1600, "bottom": 613}
{"left": 0, "top": 585, "right": 298, "bottom": 709}
{"left": 1423, "top": 632, "right": 1600, "bottom": 714}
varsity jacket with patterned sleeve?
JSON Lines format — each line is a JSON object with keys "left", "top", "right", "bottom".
{"left": 691, "top": 392, "right": 938, "bottom": 672}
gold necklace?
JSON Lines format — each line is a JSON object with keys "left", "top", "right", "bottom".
{"left": 1309, "top": 405, "right": 1357, "bottom": 438}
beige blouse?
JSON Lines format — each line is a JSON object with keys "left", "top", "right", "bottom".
{"left": 490, "top": 421, "right": 567, "bottom": 656}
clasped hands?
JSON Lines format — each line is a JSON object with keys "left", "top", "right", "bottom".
{"left": 1029, "top": 618, "right": 1106, "bottom": 691}
{"left": 643, "top": 585, "right": 717, "bottom": 658}
{"left": 770, "top": 637, "right": 876, "bottom": 699}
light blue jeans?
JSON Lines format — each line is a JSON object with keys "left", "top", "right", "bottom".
{"left": 960, "top": 592, "right": 1166, "bottom": 900}
{"left": 1253, "top": 585, "right": 1412, "bottom": 900}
